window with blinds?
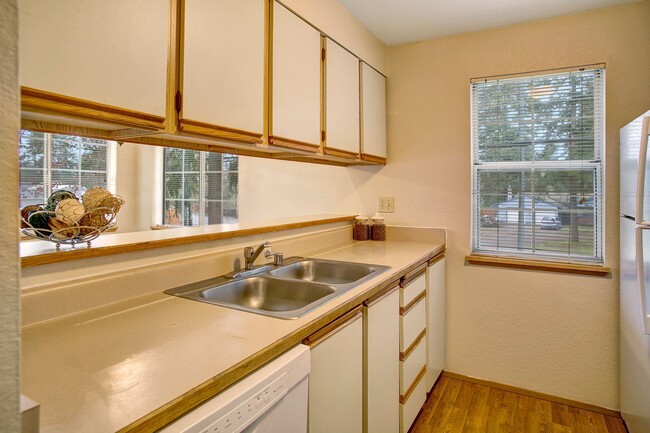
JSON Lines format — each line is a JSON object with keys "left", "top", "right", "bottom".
{"left": 163, "top": 148, "right": 238, "bottom": 226}
{"left": 471, "top": 67, "right": 605, "bottom": 263}
{"left": 18, "top": 130, "right": 115, "bottom": 209}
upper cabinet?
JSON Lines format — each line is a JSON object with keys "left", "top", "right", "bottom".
{"left": 324, "top": 38, "right": 361, "bottom": 159}
{"left": 361, "top": 62, "right": 387, "bottom": 163}
{"left": 19, "top": 0, "right": 169, "bottom": 130}
{"left": 181, "top": 0, "right": 265, "bottom": 144}
{"left": 270, "top": 1, "right": 322, "bottom": 152}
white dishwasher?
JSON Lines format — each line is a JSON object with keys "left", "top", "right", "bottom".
{"left": 160, "top": 345, "right": 310, "bottom": 433}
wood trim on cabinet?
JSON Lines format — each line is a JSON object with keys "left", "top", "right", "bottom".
{"left": 323, "top": 146, "right": 359, "bottom": 159}
{"left": 165, "top": 0, "right": 183, "bottom": 133}
{"left": 302, "top": 305, "right": 363, "bottom": 348}
{"left": 21, "top": 87, "right": 166, "bottom": 130}
{"left": 179, "top": 119, "right": 263, "bottom": 144}
{"left": 400, "top": 329, "right": 426, "bottom": 362}
{"left": 401, "top": 264, "right": 427, "bottom": 287}
{"left": 441, "top": 371, "right": 623, "bottom": 419}
{"left": 360, "top": 152, "right": 386, "bottom": 165}
{"left": 364, "top": 282, "right": 400, "bottom": 307}
{"left": 399, "top": 365, "right": 427, "bottom": 405}
{"left": 465, "top": 255, "right": 610, "bottom": 277}
{"left": 427, "top": 252, "right": 445, "bottom": 267}
{"left": 400, "top": 290, "right": 426, "bottom": 316}
{"left": 268, "top": 135, "right": 320, "bottom": 153}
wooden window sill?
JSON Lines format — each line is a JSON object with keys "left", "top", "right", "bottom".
{"left": 465, "top": 255, "right": 610, "bottom": 277}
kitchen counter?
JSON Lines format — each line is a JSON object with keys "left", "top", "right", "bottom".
{"left": 21, "top": 232, "right": 445, "bottom": 433}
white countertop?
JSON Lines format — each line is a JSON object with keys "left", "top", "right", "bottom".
{"left": 21, "top": 238, "right": 444, "bottom": 433}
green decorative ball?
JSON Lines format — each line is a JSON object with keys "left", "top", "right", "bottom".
{"left": 28, "top": 211, "right": 52, "bottom": 238}
{"left": 45, "top": 190, "right": 77, "bottom": 211}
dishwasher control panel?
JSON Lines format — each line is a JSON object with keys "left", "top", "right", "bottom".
{"left": 199, "top": 373, "right": 288, "bottom": 433}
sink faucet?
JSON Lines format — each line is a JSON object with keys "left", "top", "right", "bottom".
{"left": 244, "top": 241, "right": 275, "bottom": 270}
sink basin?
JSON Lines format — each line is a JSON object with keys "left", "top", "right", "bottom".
{"left": 200, "top": 277, "right": 336, "bottom": 317}
{"left": 269, "top": 258, "right": 381, "bottom": 285}
{"left": 164, "top": 257, "right": 390, "bottom": 319}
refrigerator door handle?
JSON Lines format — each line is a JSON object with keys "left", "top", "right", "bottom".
{"left": 635, "top": 117, "right": 650, "bottom": 224}
{"left": 634, "top": 225, "right": 650, "bottom": 334}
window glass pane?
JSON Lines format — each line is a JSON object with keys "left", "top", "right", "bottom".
{"left": 19, "top": 168, "right": 45, "bottom": 207}
{"left": 51, "top": 136, "right": 80, "bottom": 170}
{"left": 81, "top": 142, "right": 108, "bottom": 171}
{"left": 19, "top": 131, "right": 45, "bottom": 169}
{"left": 472, "top": 68, "right": 604, "bottom": 263}
{"left": 162, "top": 149, "right": 238, "bottom": 227}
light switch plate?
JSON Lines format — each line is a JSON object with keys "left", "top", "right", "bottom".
{"left": 379, "top": 197, "right": 394, "bottom": 213}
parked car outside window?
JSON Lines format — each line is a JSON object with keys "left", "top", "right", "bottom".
{"left": 540, "top": 216, "right": 562, "bottom": 230}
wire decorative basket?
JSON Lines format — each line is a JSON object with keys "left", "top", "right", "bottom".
{"left": 21, "top": 197, "right": 124, "bottom": 249}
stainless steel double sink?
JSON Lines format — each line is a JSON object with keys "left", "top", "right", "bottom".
{"left": 164, "top": 257, "right": 390, "bottom": 319}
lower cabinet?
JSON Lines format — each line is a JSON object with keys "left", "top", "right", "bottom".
{"left": 304, "top": 307, "right": 363, "bottom": 433}
{"left": 364, "top": 284, "right": 400, "bottom": 433}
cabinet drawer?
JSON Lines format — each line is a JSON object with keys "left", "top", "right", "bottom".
{"left": 400, "top": 297, "right": 426, "bottom": 352}
{"left": 400, "top": 335, "right": 426, "bottom": 395}
{"left": 400, "top": 272, "right": 426, "bottom": 307}
{"left": 400, "top": 370, "right": 427, "bottom": 433}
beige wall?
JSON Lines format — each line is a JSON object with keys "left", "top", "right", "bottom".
{"left": 371, "top": 1, "right": 650, "bottom": 408}
{"left": 0, "top": 0, "right": 21, "bottom": 430}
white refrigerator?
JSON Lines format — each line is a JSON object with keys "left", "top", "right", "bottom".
{"left": 620, "top": 110, "right": 650, "bottom": 433}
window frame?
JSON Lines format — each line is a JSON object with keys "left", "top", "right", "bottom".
{"left": 469, "top": 66, "right": 606, "bottom": 264}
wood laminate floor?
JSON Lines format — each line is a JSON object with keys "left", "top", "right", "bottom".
{"left": 410, "top": 376, "right": 628, "bottom": 433}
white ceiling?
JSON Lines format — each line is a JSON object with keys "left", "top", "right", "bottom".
{"left": 337, "top": 0, "right": 639, "bottom": 45}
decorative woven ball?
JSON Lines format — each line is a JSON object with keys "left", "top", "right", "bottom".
{"left": 82, "top": 187, "right": 113, "bottom": 210}
{"left": 55, "top": 198, "right": 86, "bottom": 224}
{"left": 45, "top": 190, "right": 77, "bottom": 211}
{"left": 48, "top": 218, "right": 79, "bottom": 240}
{"left": 78, "top": 208, "right": 109, "bottom": 231}
{"left": 20, "top": 205, "right": 43, "bottom": 228}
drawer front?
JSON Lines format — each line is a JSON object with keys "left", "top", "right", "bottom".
{"left": 400, "top": 336, "right": 426, "bottom": 395}
{"left": 400, "top": 298, "right": 426, "bottom": 352}
{"left": 400, "top": 273, "right": 426, "bottom": 307}
{"left": 400, "top": 372, "right": 427, "bottom": 433}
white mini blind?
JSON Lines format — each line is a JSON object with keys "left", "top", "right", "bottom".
{"left": 471, "top": 67, "right": 605, "bottom": 263}
{"left": 18, "top": 130, "right": 115, "bottom": 209}
{"left": 162, "top": 148, "right": 238, "bottom": 226}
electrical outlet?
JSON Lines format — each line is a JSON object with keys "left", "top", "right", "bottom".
{"left": 379, "top": 197, "right": 394, "bottom": 213}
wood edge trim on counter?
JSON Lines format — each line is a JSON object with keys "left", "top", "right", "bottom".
{"left": 400, "top": 290, "right": 426, "bottom": 316}
{"left": 364, "top": 281, "right": 400, "bottom": 307}
{"left": 360, "top": 153, "right": 386, "bottom": 165}
{"left": 323, "top": 146, "right": 359, "bottom": 159}
{"left": 21, "top": 87, "right": 166, "bottom": 130}
{"left": 118, "top": 250, "right": 444, "bottom": 433}
{"left": 427, "top": 252, "right": 445, "bottom": 267}
{"left": 465, "top": 255, "right": 611, "bottom": 277}
{"left": 441, "top": 371, "right": 623, "bottom": 419}
{"left": 179, "top": 118, "right": 263, "bottom": 144}
{"left": 399, "top": 329, "right": 426, "bottom": 362}
{"left": 399, "top": 366, "right": 427, "bottom": 405}
{"left": 20, "top": 215, "right": 356, "bottom": 267}
{"left": 401, "top": 264, "right": 427, "bottom": 287}
{"left": 269, "top": 135, "right": 320, "bottom": 153}
{"left": 302, "top": 306, "right": 363, "bottom": 348}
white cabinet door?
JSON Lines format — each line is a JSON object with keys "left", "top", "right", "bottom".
{"left": 307, "top": 311, "right": 363, "bottom": 433}
{"left": 183, "top": 0, "right": 265, "bottom": 137}
{"left": 361, "top": 62, "right": 387, "bottom": 160}
{"left": 426, "top": 257, "right": 446, "bottom": 390}
{"left": 271, "top": 1, "right": 321, "bottom": 149}
{"left": 365, "top": 287, "right": 400, "bottom": 433}
{"left": 19, "top": 0, "right": 168, "bottom": 117}
{"left": 325, "top": 38, "right": 360, "bottom": 157}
